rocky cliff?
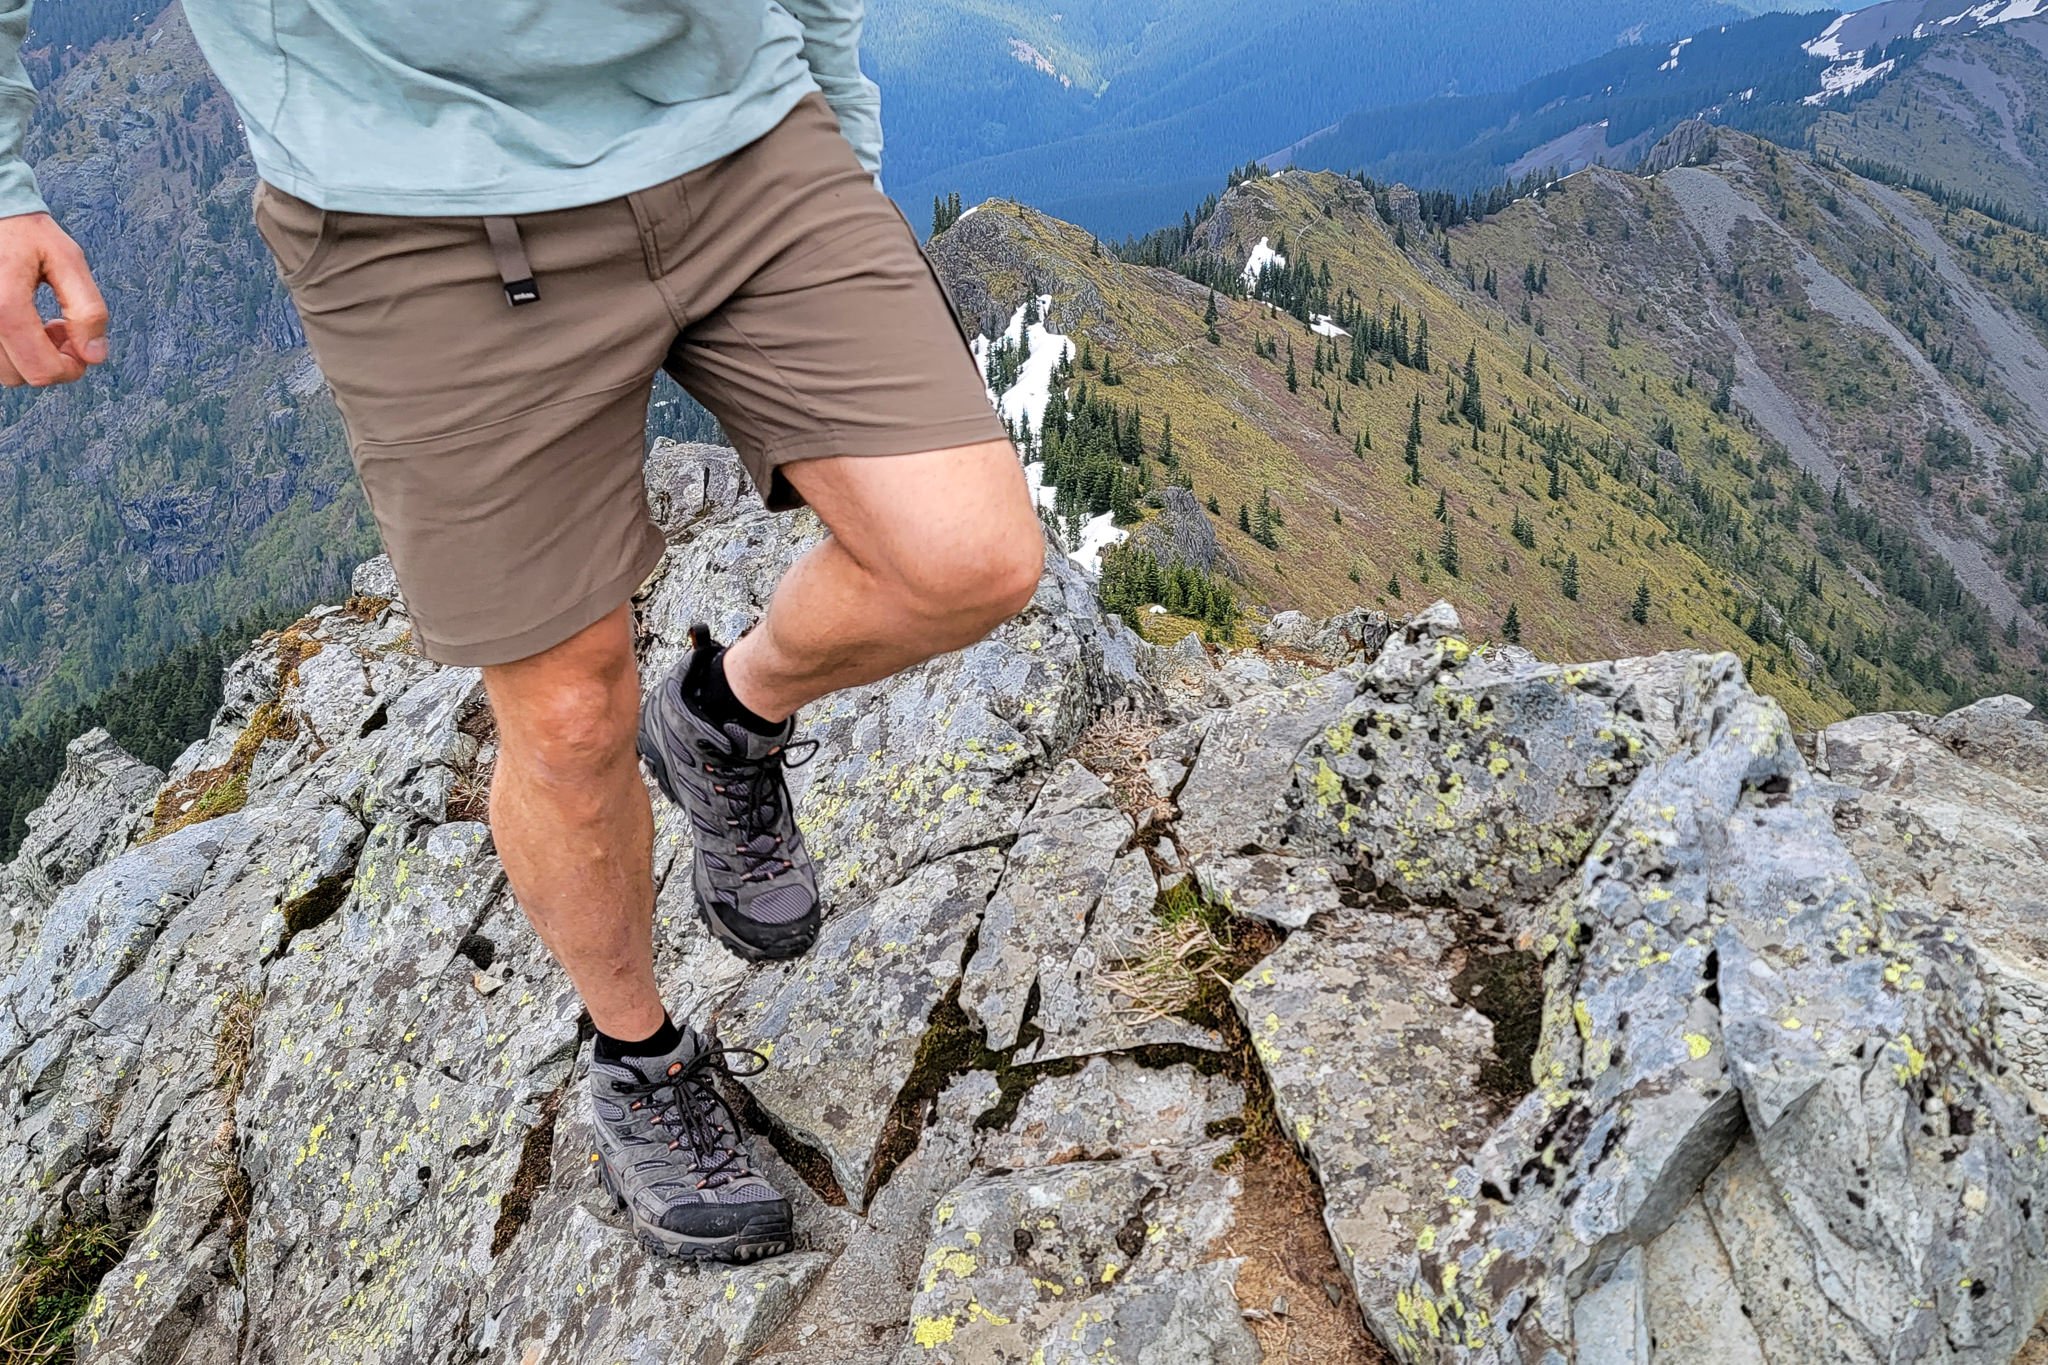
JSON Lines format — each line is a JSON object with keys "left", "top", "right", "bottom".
{"left": 2, "top": 441, "right": 2045, "bottom": 1363}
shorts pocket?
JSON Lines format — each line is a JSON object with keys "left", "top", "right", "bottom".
{"left": 252, "top": 181, "right": 336, "bottom": 284}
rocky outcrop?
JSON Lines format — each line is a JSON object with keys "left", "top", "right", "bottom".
{"left": 1, "top": 441, "right": 2043, "bottom": 1363}
{"left": 1131, "top": 486, "right": 1225, "bottom": 575}
{"left": 0, "top": 728, "right": 160, "bottom": 930}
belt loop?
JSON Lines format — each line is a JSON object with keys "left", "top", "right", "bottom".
{"left": 483, "top": 216, "right": 539, "bottom": 307}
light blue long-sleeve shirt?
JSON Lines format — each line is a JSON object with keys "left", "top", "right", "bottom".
{"left": 0, "top": 0, "right": 881, "bottom": 220}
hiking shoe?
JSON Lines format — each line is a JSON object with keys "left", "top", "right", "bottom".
{"left": 638, "top": 625, "right": 821, "bottom": 962}
{"left": 587, "top": 1025, "right": 794, "bottom": 1262}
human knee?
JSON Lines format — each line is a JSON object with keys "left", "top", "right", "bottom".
{"left": 898, "top": 517, "right": 1044, "bottom": 639}
{"left": 489, "top": 645, "right": 638, "bottom": 785}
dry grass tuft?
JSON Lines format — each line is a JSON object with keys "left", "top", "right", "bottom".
{"left": 0, "top": 1222, "right": 127, "bottom": 1364}
{"left": 1069, "top": 703, "right": 1169, "bottom": 831}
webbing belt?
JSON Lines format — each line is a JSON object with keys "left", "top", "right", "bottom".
{"left": 483, "top": 216, "right": 540, "bottom": 307}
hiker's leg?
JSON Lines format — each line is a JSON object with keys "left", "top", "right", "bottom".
{"left": 482, "top": 604, "right": 662, "bottom": 1040}
{"left": 721, "top": 438, "right": 1042, "bottom": 722}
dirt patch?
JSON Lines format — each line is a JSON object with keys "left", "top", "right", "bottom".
{"left": 1224, "top": 1132, "right": 1392, "bottom": 1365}
{"left": 490, "top": 1089, "right": 563, "bottom": 1257}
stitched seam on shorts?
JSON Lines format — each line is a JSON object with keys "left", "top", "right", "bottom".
{"left": 751, "top": 413, "right": 1010, "bottom": 466}
{"left": 631, "top": 189, "right": 691, "bottom": 332}
{"left": 349, "top": 373, "right": 653, "bottom": 451}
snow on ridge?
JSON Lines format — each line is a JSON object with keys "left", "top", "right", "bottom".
{"left": 1242, "top": 237, "right": 1286, "bottom": 293}
{"left": 971, "top": 296, "right": 1125, "bottom": 573}
{"left": 1806, "top": 0, "right": 2048, "bottom": 101}
{"left": 1805, "top": 12, "right": 1853, "bottom": 60}
{"left": 1660, "top": 36, "right": 1693, "bottom": 71}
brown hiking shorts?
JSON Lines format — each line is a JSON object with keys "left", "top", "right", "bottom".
{"left": 254, "top": 93, "right": 1007, "bottom": 666}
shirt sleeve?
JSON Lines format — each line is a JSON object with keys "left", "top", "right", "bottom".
{"left": 780, "top": 0, "right": 883, "bottom": 180}
{"left": 0, "top": 0, "right": 45, "bottom": 219}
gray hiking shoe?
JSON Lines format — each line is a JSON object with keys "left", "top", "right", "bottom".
{"left": 587, "top": 1024, "right": 794, "bottom": 1262}
{"left": 638, "top": 626, "right": 821, "bottom": 962}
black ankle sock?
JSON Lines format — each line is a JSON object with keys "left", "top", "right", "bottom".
{"left": 698, "top": 647, "right": 783, "bottom": 736}
{"left": 594, "top": 1012, "right": 682, "bottom": 1064}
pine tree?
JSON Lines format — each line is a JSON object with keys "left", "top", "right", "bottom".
{"left": 1158, "top": 413, "right": 1176, "bottom": 469}
{"left": 1459, "top": 345, "right": 1486, "bottom": 429}
{"left": 1523, "top": 344, "right": 1534, "bottom": 377}
{"left": 1204, "top": 289, "right": 1221, "bottom": 345}
{"left": 1511, "top": 509, "right": 1535, "bottom": 548}
{"left": 1629, "top": 577, "right": 1651, "bottom": 625}
{"left": 1547, "top": 462, "right": 1565, "bottom": 501}
{"left": 1438, "top": 522, "right": 1461, "bottom": 577}
{"left": 1387, "top": 573, "right": 1403, "bottom": 599}
{"left": 1433, "top": 489, "right": 1449, "bottom": 522}
{"left": 1238, "top": 503, "right": 1251, "bottom": 534}
{"left": 1285, "top": 338, "right": 1298, "bottom": 393}
{"left": 1562, "top": 552, "right": 1581, "bottom": 601}
{"left": 1404, "top": 396, "right": 1424, "bottom": 486}
{"left": 1503, "top": 603, "right": 1522, "bottom": 643}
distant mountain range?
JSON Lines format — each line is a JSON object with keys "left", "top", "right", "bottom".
{"left": 869, "top": 0, "right": 1854, "bottom": 236}
{"left": 1277, "top": 0, "right": 2048, "bottom": 218}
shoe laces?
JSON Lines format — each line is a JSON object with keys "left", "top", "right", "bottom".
{"left": 703, "top": 737, "right": 818, "bottom": 883}
{"left": 619, "top": 1045, "right": 770, "bottom": 1189}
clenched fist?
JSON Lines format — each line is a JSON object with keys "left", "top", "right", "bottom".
{"left": 0, "top": 211, "right": 107, "bottom": 386}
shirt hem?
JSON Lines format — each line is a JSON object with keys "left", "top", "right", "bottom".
{"left": 252, "top": 81, "right": 817, "bottom": 217}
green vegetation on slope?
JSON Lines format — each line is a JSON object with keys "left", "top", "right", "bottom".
{"left": 938, "top": 155, "right": 2044, "bottom": 729}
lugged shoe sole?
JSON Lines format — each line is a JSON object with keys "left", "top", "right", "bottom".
{"left": 596, "top": 1154, "right": 795, "bottom": 1263}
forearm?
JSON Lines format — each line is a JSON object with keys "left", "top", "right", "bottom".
{"left": 0, "top": 0, "right": 43, "bottom": 219}
{"left": 781, "top": 0, "right": 882, "bottom": 178}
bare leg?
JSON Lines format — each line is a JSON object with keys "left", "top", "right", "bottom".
{"left": 483, "top": 604, "right": 663, "bottom": 1040}
{"left": 722, "top": 437, "right": 1045, "bottom": 722}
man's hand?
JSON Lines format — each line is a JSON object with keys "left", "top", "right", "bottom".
{"left": 0, "top": 211, "right": 107, "bottom": 386}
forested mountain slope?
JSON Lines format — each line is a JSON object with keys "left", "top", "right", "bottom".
{"left": 0, "top": 2, "right": 369, "bottom": 740}
{"left": 929, "top": 134, "right": 2046, "bottom": 728}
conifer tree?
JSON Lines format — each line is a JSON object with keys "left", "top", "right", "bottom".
{"left": 1460, "top": 345, "right": 1485, "bottom": 429}
{"left": 1285, "top": 338, "right": 1298, "bottom": 393}
{"left": 1387, "top": 573, "right": 1403, "bottom": 599}
{"left": 1562, "top": 552, "right": 1581, "bottom": 601}
{"left": 1503, "top": 603, "right": 1522, "bottom": 643}
{"left": 1438, "top": 522, "right": 1461, "bottom": 577}
{"left": 1630, "top": 578, "right": 1651, "bottom": 625}
{"left": 1404, "top": 396, "right": 1424, "bottom": 486}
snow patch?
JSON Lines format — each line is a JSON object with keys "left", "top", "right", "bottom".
{"left": 1805, "top": 56, "right": 1895, "bottom": 104}
{"left": 1660, "top": 36, "right": 1693, "bottom": 71}
{"left": 971, "top": 296, "right": 1126, "bottom": 573}
{"left": 1310, "top": 314, "right": 1348, "bottom": 339}
{"left": 1242, "top": 237, "right": 1286, "bottom": 293}
{"left": 1804, "top": 0, "right": 2047, "bottom": 103}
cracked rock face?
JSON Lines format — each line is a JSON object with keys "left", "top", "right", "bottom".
{"left": 2, "top": 441, "right": 2043, "bottom": 1364}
